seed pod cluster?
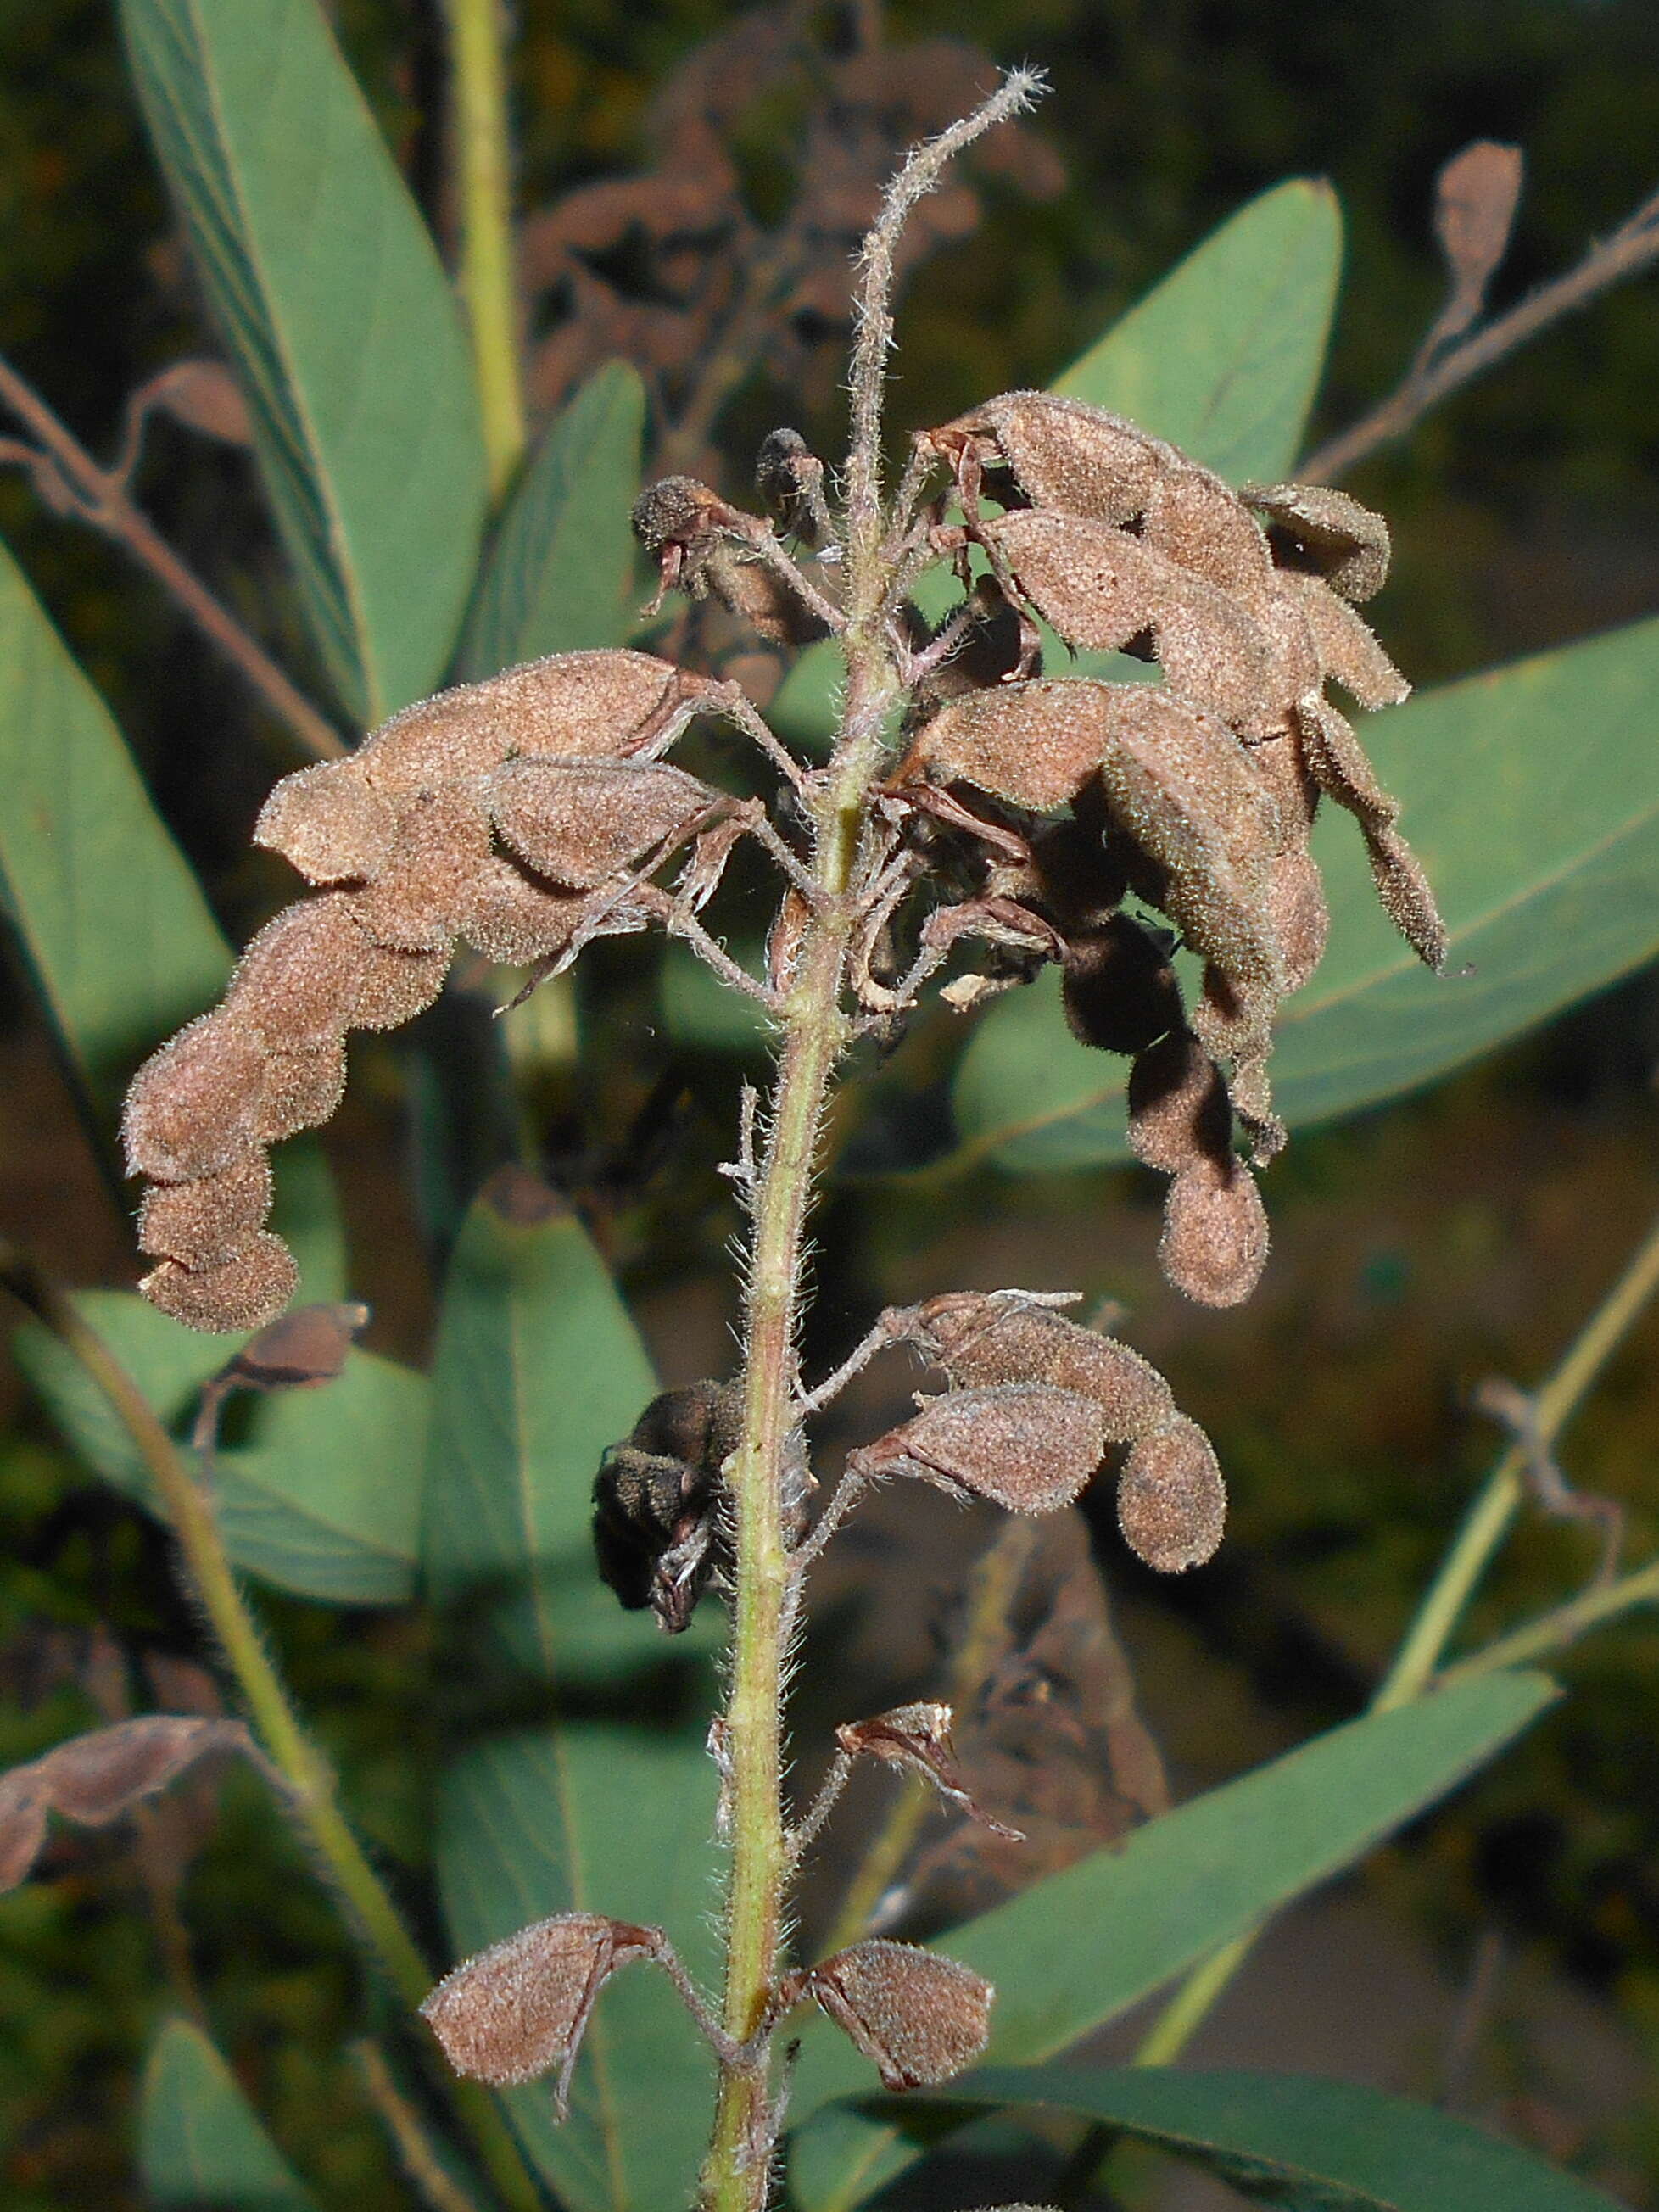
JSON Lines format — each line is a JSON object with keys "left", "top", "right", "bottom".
{"left": 124, "top": 652, "right": 720, "bottom": 1332}
{"left": 883, "top": 1291, "right": 1226, "bottom": 1571}
{"left": 899, "top": 390, "right": 1448, "bottom": 1307}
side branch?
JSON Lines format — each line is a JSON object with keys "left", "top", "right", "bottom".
{"left": 1304, "top": 183, "right": 1659, "bottom": 481}
{"left": 0, "top": 355, "right": 344, "bottom": 760}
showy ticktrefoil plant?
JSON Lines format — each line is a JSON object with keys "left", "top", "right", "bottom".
{"left": 114, "top": 73, "right": 1450, "bottom": 2212}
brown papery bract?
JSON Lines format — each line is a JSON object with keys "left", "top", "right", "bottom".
{"left": 122, "top": 1012, "right": 265, "bottom": 1184}
{"left": 806, "top": 1941, "right": 992, "bottom": 2090}
{"left": 1117, "top": 1417, "right": 1227, "bottom": 1572}
{"left": 226, "top": 895, "right": 371, "bottom": 1045}
{"left": 137, "top": 1149, "right": 273, "bottom": 1269}
{"left": 254, "top": 760, "right": 396, "bottom": 884}
{"left": 140, "top": 1232, "right": 299, "bottom": 1333}
{"left": 859, "top": 1381, "right": 1109, "bottom": 1512}
{"left": 1159, "top": 1155, "right": 1270, "bottom": 1308}
{"left": 490, "top": 760, "right": 714, "bottom": 889}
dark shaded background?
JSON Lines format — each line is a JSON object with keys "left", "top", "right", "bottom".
{"left": 2, "top": 3, "right": 1657, "bottom": 2206}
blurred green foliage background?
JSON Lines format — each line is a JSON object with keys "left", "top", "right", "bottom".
{"left": 2, "top": 3, "right": 1658, "bottom": 2206}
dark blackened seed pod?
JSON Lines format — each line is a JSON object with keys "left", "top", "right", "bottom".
{"left": 1062, "top": 913, "right": 1182, "bottom": 1054}
{"left": 254, "top": 1036, "right": 349, "bottom": 1144}
{"left": 122, "top": 1012, "right": 265, "bottom": 1183}
{"left": 901, "top": 1293, "right": 1177, "bottom": 1444}
{"left": 137, "top": 1149, "right": 274, "bottom": 1269}
{"left": 346, "top": 787, "right": 493, "bottom": 952}
{"left": 1240, "top": 482, "right": 1391, "bottom": 602}
{"left": 140, "top": 1231, "right": 299, "bottom": 1333}
{"left": 254, "top": 760, "right": 397, "bottom": 884}
{"left": 351, "top": 940, "right": 452, "bottom": 1030}
{"left": 807, "top": 1941, "right": 992, "bottom": 2090}
{"left": 1159, "top": 1155, "right": 1270, "bottom": 1308}
{"left": 357, "top": 651, "right": 693, "bottom": 792}
{"left": 226, "top": 895, "right": 371, "bottom": 1045}
{"left": 420, "top": 1913, "right": 658, "bottom": 2107}
{"left": 1117, "top": 1416, "right": 1226, "bottom": 1572}
{"left": 1126, "top": 1031, "right": 1233, "bottom": 1176}
{"left": 457, "top": 858, "right": 593, "bottom": 965}
{"left": 489, "top": 761, "right": 713, "bottom": 889}
{"left": 1284, "top": 573, "right": 1410, "bottom": 708}
{"left": 857, "top": 1382, "right": 1109, "bottom": 1513}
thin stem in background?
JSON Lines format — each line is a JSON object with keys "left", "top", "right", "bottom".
{"left": 1304, "top": 182, "right": 1659, "bottom": 482}
{"left": 0, "top": 1247, "right": 543, "bottom": 2212}
{"left": 0, "top": 356, "right": 344, "bottom": 761}
{"left": 442, "top": 0, "right": 527, "bottom": 496}
{"left": 1126, "top": 1206, "right": 1659, "bottom": 2081}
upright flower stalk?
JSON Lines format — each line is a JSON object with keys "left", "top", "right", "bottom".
{"left": 114, "top": 67, "right": 1453, "bottom": 2212}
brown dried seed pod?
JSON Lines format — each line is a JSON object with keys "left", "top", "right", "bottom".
{"left": 1117, "top": 1416, "right": 1226, "bottom": 1572}
{"left": 226, "top": 895, "right": 371, "bottom": 1045}
{"left": 489, "top": 761, "right": 714, "bottom": 889}
{"left": 984, "top": 511, "right": 1276, "bottom": 735}
{"left": 1126, "top": 1031, "right": 1234, "bottom": 1175}
{"left": 1293, "top": 696, "right": 1448, "bottom": 970}
{"left": 1189, "top": 964, "right": 1276, "bottom": 1074}
{"left": 699, "top": 545, "right": 831, "bottom": 647}
{"left": 351, "top": 939, "right": 452, "bottom": 1029}
{"left": 910, "top": 678, "right": 1126, "bottom": 813}
{"left": 1140, "top": 466, "right": 1276, "bottom": 597}
{"left": 1365, "top": 824, "right": 1452, "bottom": 975}
{"left": 137, "top": 1149, "right": 274, "bottom": 1268}
{"left": 252, "top": 760, "right": 396, "bottom": 883}
{"left": 1244, "top": 728, "right": 1321, "bottom": 849}
{"left": 226, "top": 1301, "right": 369, "bottom": 1389}
{"left": 1267, "top": 845, "right": 1331, "bottom": 991}
{"left": 1241, "top": 482, "right": 1391, "bottom": 601}
{"left": 922, "top": 391, "right": 1165, "bottom": 522}
{"left": 31, "top": 1716, "right": 254, "bottom": 1825}
{"left": 421, "top": 1913, "right": 657, "bottom": 2098}
{"left": 859, "top": 1382, "right": 1110, "bottom": 1513}
{"left": 1285, "top": 573, "right": 1410, "bottom": 708}
{"left": 140, "top": 1231, "right": 299, "bottom": 1333}
{"left": 121, "top": 1012, "right": 265, "bottom": 1183}
{"left": 1159, "top": 1155, "right": 1270, "bottom": 1308}
{"left": 357, "top": 651, "right": 691, "bottom": 791}
{"left": 902, "top": 1293, "right": 1178, "bottom": 1442}
{"left": 807, "top": 1940, "right": 992, "bottom": 2091}
{"left": 456, "top": 858, "right": 593, "bottom": 965}
{"left": 345, "top": 786, "right": 493, "bottom": 952}
{"left": 1061, "top": 913, "right": 1182, "bottom": 1053}
{"left": 254, "top": 1036, "right": 348, "bottom": 1143}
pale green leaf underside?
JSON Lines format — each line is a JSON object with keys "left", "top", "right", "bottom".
{"left": 1056, "top": 176, "right": 1342, "bottom": 482}
{"left": 0, "top": 537, "right": 229, "bottom": 1115}
{"left": 788, "top": 1671, "right": 1556, "bottom": 2210}
{"left": 928, "top": 2067, "right": 1626, "bottom": 2212}
{"left": 120, "top": 0, "right": 487, "bottom": 723}
{"left": 952, "top": 615, "right": 1659, "bottom": 1172}
{"left": 422, "top": 1180, "right": 662, "bottom": 1677}
{"left": 140, "top": 2017, "right": 318, "bottom": 2209}
{"left": 15, "top": 1270, "right": 426, "bottom": 1605}
{"left": 436, "top": 1725, "right": 721, "bottom": 2212}
{"left": 461, "top": 362, "right": 646, "bottom": 679}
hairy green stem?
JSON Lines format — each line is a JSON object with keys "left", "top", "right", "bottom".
{"left": 1, "top": 1254, "right": 542, "bottom": 2212}
{"left": 1127, "top": 1205, "right": 1659, "bottom": 2082}
{"left": 444, "top": 0, "right": 526, "bottom": 495}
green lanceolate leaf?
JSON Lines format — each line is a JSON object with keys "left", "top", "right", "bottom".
{"left": 924, "top": 2067, "right": 1627, "bottom": 2212}
{"left": 461, "top": 363, "right": 646, "bottom": 679}
{"left": 140, "top": 2016, "right": 318, "bottom": 2209}
{"left": 1057, "top": 177, "right": 1343, "bottom": 483}
{"left": 788, "top": 1670, "right": 1557, "bottom": 2211}
{"left": 14, "top": 1271, "right": 427, "bottom": 1606}
{"left": 422, "top": 1170, "right": 669, "bottom": 1677}
{"left": 0, "top": 537, "right": 229, "bottom": 1117}
{"left": 951, "top": 614, "right": 1659, "bottom": 1173}
{"left": 435, "top": 1725, "right": 721, "bottom": 2212}
{"left": 119, "top": 0, "right": 488, "bottom": 724}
